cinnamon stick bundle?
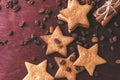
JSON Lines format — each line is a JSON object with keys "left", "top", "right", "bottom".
{"left": 93, "top": 0, "right": 120, "bottom": 27}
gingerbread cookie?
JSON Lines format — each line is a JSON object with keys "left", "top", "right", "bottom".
{"left": 74, "top": 44, "right": 107, "bottom": 76}
{"left": 55, "top": 53, "right": 84, "bottom": 80}
{"left": 23, "top": 60, "right": 54, "bottom": 80}
{"left": 40, "top": 26, "right": 74, "bottom": 56}
{"left": 57, "top": 0, "right": 92, "bottom": 33}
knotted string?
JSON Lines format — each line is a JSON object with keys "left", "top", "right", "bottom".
{"left": 96, "top": 0, "right": 119, "bottom": 20}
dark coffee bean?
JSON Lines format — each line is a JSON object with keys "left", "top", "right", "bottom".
{"left": 76, "top": 41, "right": 83, "bottom": 45}
{"left": 94, "top": 71, "right": 99, "bottom": 77}
{"left": 71, "top": 33, "right": 78, "bottom": 39}
{"left": 34, "top": 39, "right": 41, "bottom": 46}
{"left": 4, "top": 40, "right": 8, "bottom": 44}
{"left": 84, "top": 43, "right": 89, "bottom": 47}
{"left": 40, "top": 22, "right": 45, "bottom": 29}
{"left": 60, "top": 60, "right": 66, "bottom": 65}
{"left": 34, "top": 20, "right": 40, "bottom": 26}
{"left": 91, "top": 1, "right": 95, "bottom": 6}
{"left": 43, "top": 17, "right": 48, "bottom": 22}
{"left": 114, "top": 21, "right": 119, "bottom": 27}
{"left": 7, "top": 1, "right": 13, "bottom": 8}
{"left": 25, "top": 38, "right": 32, "bottom": 42}
{"left": 109, "top": 38, "right": 113, "bottom": 44}
{"left": 12, "top": 0, "right": 18, "bottom": 4}
{"left": 27, "top": 0, "right": 34, "bottom": 5}
{"left": 70, "top": 46, "right": 75, "bottom": 52}
{"left": 66, "top": 67, "right": 72, "bottom": 72}
{"left": 54, "top": 15, "right": 57, "bottom": 19}
{"left": 45, "top": 14, "right": 50, "bottom": 19}
{"left": 112, "top": 36, "right": 117, "bottom": 43}
{"left": 100, "top": 35, "right": 105, "bottom": 41}
{"left": 19, "top": 21, "right": 26, "bottom": 28}
{"left": 31, "top": 56, "right": 37, "bottom": 61}
{"left": 48, "top": 63, "right": 54, "bottom": 69}
{"left": 81, "top": 31, "right": 85, "bottom": 36}
{"left": 81, "top": 37, "right": 86, "bottom": 41}
{"left": 31, "top": 34, "right": 37, "bottom": 40}
{"left": 100, "top": 44, "right": 104, "bottom": 47}
{"left": 57, "top": 20, "right": 65, "bottom": 25}
{"left": 70, "top": 56, "right": 76, "bottom": 62}
{"left": 39, "top": 8, "right": 45, "bottom": 14}
{"left": 107, "top": 28, "right": 112, "bottom": 34}
{"left": 45, "top": 9, "right": 53, "bottom": 15}
{"left": 5, "top": 2, "right": 9, "bottom": 8}
{"left": 9, "top": 31, "right": 14, "bottom": 36}
{"left": 56, "top": 0, "right": 62, "bottom": 6}
{"left": 85, "top": 30, "right": 89, "bottom": 36}
{"left": 42, "top": 45, "right": 47, "bottom": 49}
{"left": 25, "top": 38, "right": 33, "bottom": 43}
{"left": 95, "top": 25, "right": 99, "bottom": 30}
{"left": 45, "top": 30, "right": 49, "bottom": 35}
{"left": 20, "top": 41, "right": 28, "bottom": 46}
{"left": 0, "top": 42, "right": 4, "bottom": 46}
{"left": 65, "top": 0, "right": 68, "bottom": 3}
{"left": 96, "top": 0, "right": 100, "bottom": 2}
{"left": 20, "top": 38, "right": 32, "bottom": 46}
{"left": 110, "top": 46, "right": 114, "bottom": 51}
{"left": 75, "top": 66, "right": 81, "bottom": 71}
{"left": 13, "top": 5, "right": 21, "bottom": 12}
{"left": 54, "top": 38, "right": 61, "bottom": 44}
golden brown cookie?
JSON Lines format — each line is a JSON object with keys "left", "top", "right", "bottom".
{"left": 23, "top": 60, "right": 54, "bottom": 80}
{"left": 55, "top": 53, "right": 84, "bottom": 80}
{"left": 74, "top": 44, "right": 107, "bottom": 76}
{"left": 57, "top": 0, "right": 92, "bottom": 33}
{"left": 40, "top": 26, "right": 74, "bottom": 56}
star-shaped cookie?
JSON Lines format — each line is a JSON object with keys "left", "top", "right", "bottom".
{"left": 40, "top": 26, "right": 74, "bottom": 56}
{"left": 74, "top": 44, "right": 107, "bottom": 76}
{"left": 57, "top": 0, "right": 92, "bottom": 33}
{"left": 55, "top": 53, "right": 84, "bottom": 80}
{"left": 23, "top": 60, "right": 54, "bottom": 80}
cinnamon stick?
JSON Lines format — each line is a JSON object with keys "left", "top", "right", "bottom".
{"left": 96, "top": 2, "right": 120, "bottom": 22}
{"left": 93, "top": 1, "right": 120, "bottom": 26}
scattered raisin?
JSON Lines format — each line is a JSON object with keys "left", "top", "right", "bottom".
{"left": 54, "top": 38, "right": 61, "bottom": 44}
{"left": 70, "top": 56, "right": 76, "bottom": 62}
{"left": 60, "top": 60, "right": 66, "bottom": 65}
{"left": 66, "top": 67, "right": 72, "bottom": 72}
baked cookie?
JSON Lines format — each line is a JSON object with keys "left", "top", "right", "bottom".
{"left": 55, "top": 53, "right": 84, "bottom": 80}
{"left": 57, "top": 0, "right": 92, "bottom": 33}
{"left": 40, "top": 26, "right": 74, "bottom": 56}
{"left": 23, "top": 60, "right": 54, "bottom": 80}
{"left": 74, "top": 44, "right": 107, "bottom": 76}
